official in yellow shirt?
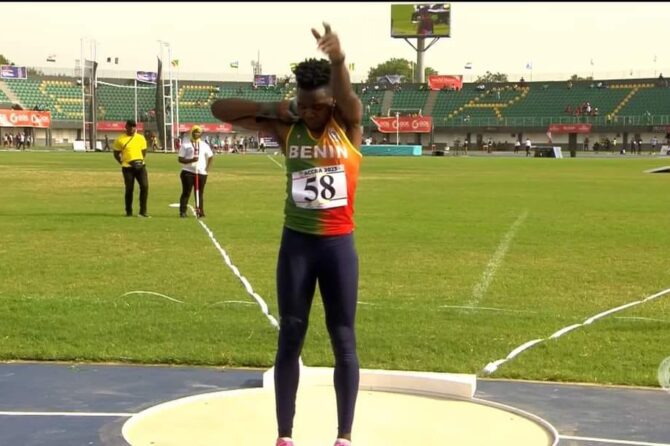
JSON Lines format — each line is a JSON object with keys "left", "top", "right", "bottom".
{"left": 113, "top": 119, "right": 150, "bottom": 217}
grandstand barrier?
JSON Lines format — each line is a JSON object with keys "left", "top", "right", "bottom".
{"left": 361, "top": 144, "right": 422, "bottom": 156}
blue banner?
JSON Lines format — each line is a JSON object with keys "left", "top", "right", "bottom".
{"left": 1, "top": 65, "right": 27, "bottom": 79}
{"left": 136, "top": 71, "right": 157, "bottom": 84}
{"left": 253, "top": 74, "right": 277, "bottom": 87}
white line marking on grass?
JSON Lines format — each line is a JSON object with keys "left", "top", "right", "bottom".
{"left": 616, "top": 316, "right": 670, "bottom": 324}
{"left": 0, "top": 411, "right": 134, "bottom": 417}
{"left": 481, "top": 288, "right": 670, "bottom": 375}
{"left": 190, "top": 205, "right": 279, "bottom": 330}
{"left": 441, "top": 304, "right": 537, "bottom": 314}
{"left": 468, "top": 210, "right": 528, "bottom": 307}
{"left": 120, "top": 291, "right": 184, "bottom": 304}
{"left": 267, "top": 154, "right": 284, "bottom": 169}
{"left": 559, "top": 435, "right": 670, "bottom": 446}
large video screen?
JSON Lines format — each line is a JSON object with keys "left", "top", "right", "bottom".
{"left": 391, "top": 3, "right": 451, "bottom": 38}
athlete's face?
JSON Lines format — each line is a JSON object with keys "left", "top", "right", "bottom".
{"left": 296, "top": 87, "right": 334, "bottom": 132}
{"left": 125, "top": 124, "right": 137, "bottom": 136}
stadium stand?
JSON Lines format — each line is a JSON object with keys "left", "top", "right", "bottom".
{"left": 2, "top": 75, "right": 669, "bottom": 131}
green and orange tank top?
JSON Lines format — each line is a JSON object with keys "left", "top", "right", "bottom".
{"left": 283, "top": 117, "right": 362, "bottom": 236}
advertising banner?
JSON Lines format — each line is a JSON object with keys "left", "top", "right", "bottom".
{"left": 136, "top": 71, "right": 157, "bottom": 83}
{"left": 97, "top": 121, "right": 145, "bottom": 131}
{"left": 427, "top": 74, "right": 463, "bottom": 91}
{"left": 547, "top": 123, "right": 592, "bottom": 134}
{"left": 0, "top": 110, "right": 51, "bottom": 128}
{"left": 177, "top": 122, "right": 233, "bottom": 133}
{"left": 371, "top": 115, "right": 433, "bottom": 133}
{"left": 253, "top": 74, "right": 277, "bottom": 87}
{"left": 0, "top": 65, "right": 27, "bottom": 79}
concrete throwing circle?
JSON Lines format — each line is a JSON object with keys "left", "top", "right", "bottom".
{"left": 123, "top": 385, "right": 556, "bottom": 445}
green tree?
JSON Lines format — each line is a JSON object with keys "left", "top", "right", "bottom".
{"left": 0, "top": 54, "right": 15, "bottom": 66}
{"left": 367, "top": 58, "right": 437, "bottom": 83}
{"left": 474, "top": 71, "right": 509, "bottom": 83}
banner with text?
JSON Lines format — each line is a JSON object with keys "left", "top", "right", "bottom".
{"left": 547, "top": 123, "right": 592, "bottom": 134}
{"left": 97, "top": 121, "right": 145, "bottom": 132}
{"left": 178, "top": 122, "right": 233, "bottom": 133}
{"left": 0, "top": 65, "right": 27, "bottom": 79}
{"left": 0, "top": 110, "right": 51, "bottom": 128}
{"left": 371, "top": 115, "right": 433, "bottom": 133}
{"left": 136, "top": 71, "right": 157, "bottom": 83}
{"left": 427, "top": 75, "right": 463, "bottom": 91}
{"left": 96, "top": 121, "right": 233, "bottom": 133}
{"left": 253, "top": 74, "right": 277, "bottom": 87}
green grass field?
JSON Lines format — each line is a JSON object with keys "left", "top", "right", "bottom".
{"left": 0, "top": 151, "right": 668, "bottom": 387}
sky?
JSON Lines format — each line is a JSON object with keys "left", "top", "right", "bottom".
{"left": 3, "top": 2, "right": 670, "bottom": 82}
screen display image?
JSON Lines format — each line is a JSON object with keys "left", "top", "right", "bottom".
{"left": 391, "top": 3, "right": 451, "bottom": 38}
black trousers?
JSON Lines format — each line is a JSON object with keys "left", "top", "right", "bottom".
{"left": 179, "top": 170, "right": 207, "bottom": 214}
{"left": 122, "top": 166, "right": 149, "bottom": 215}
{"left": 274, "top": 227, "right": 360, "bottom": 438}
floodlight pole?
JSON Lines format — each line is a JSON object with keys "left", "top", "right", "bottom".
{"left": 403, "top": 37, "right": 439, "bottom": 83}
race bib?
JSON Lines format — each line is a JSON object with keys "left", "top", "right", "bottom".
{"left": 291, "top": 164, "right": 347, "bottom": 209}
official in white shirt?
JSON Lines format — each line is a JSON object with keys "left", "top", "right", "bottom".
{"left": 177, "top": 125, "right": 214, "bottom": 218}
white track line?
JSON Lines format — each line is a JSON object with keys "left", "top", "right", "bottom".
{"left": 467, "top": 210, "right": 528, "bottom": 307}
{"left": 482, "top": 288, "right": 670, "bottom": 375}
{"left": 119, "top": 290, "right": 184, "bottom": 304}
{"left": 191, "top": 205, "right": 279, "bottom": 330}
{"left": 559, "top": 435, "right": 670, "bottom": 446}
{"left": 266, "top": 154, "right": 284, "bottom": 169}
{"left": 0, "top": 411, "right": 134, "bottom": 417}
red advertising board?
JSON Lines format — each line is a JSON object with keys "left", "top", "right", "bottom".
{"left": 427, "top": 75, "right": 463, "bottom": 91}
{"left": 178, "top": 122, "right": 233, "bottom": 133}
{"left": 97, "top": 121, "right": 145, "bottom": 131}
{"left": 371, "top": 115, "right": 433, "bottom": 133}
{"left": 0, "top": 110, "right": 51, "bottom": 128}
{"left": 96, "top": 121, "right": 233, "bottom": 133}
{"left": 547, "top": 123, "right": 592, "bottom": 134}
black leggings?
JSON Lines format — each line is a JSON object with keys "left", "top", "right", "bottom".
{"left": 274, "top": 227, "right": 359, "bottom": 438}
{"left": 121, "top": 166, "right": 148, "bottom": 215}
{"left": 179, "top": 170, "right": 207, "bottom": 214}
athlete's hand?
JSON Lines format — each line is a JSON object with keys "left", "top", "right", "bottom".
{"left": 311, "top": 22, "right": 345, "bottom": 64}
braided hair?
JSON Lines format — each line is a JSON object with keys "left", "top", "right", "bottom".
{"left": 293, "top": 58, "right": 331, "bottom": 91}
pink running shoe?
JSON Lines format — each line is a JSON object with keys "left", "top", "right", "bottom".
{"left": 333, "top": 440, "right": 351, "bottom": 446}
{"left": 276, "top": 438, "right": 294, "bottom": 446}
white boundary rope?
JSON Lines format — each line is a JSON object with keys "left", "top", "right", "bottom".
{"left": 482, "top": 288, "right": 670, "bottom": 375}
{"left": 119, "top": 290, "right": 184, "bottom": 304}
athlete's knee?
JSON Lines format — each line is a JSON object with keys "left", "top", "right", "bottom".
{"left": 329, "top": 325, "right": 358, "bottom": 363}
{"left": 278, "top": 315, "right": 308, "bottom": 353}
